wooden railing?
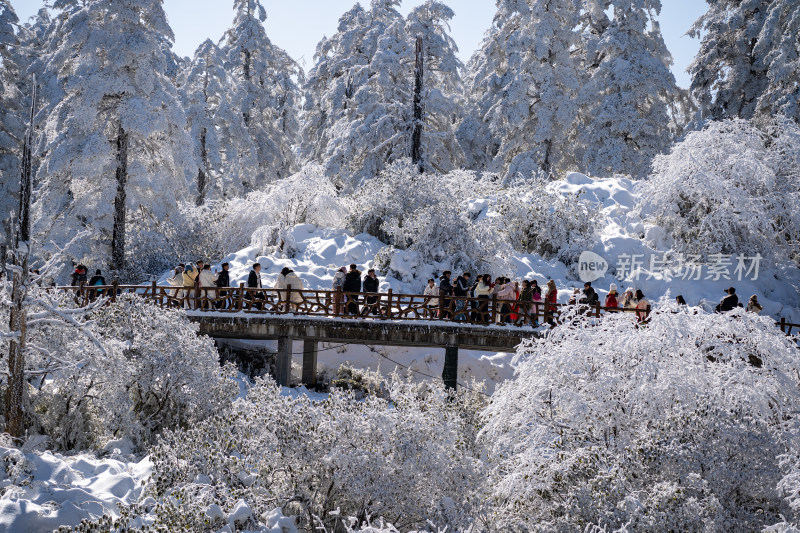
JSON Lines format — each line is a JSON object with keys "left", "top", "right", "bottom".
{"left": 57, "top": 282, "right": 800, "bottom": 335}
{"left": 58, "top": 282, "right": 651, "bottom": 326}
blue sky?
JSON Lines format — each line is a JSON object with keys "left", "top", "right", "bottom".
{"left": 11, "top": 0, "right": 706, "bottom": 88}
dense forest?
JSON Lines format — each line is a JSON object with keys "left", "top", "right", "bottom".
{"left": 0, "top": 0, "right": 798, "bottom": 279}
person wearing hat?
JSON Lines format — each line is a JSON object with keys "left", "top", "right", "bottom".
{"left": 604, "top": 283, "right": 619, "bottom": 309}
{"left": 579, "top": 281, "right": 599, "bottom": 306}
{"left": 621, "top": 288, "right": 637, "bottom": 309}
{"left": 331, "top": 266, "right": 347, "bottom": 315}
{"left": 747, "top": 294, "right": 763, "bottom": 314}
{"left": 715, "top": 286, "right": 739, "bottom": 313}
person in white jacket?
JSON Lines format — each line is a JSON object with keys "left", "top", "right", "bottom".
{"left": 198, "top": 264, "right": 218, "bottom": 309}
{"left": 423, "top": 278, "right": 440, "bottom": 318}
{"left": 284, "top": 269, "right": 304, "bottom": 311}
{"left": 474, "top": 274, "right": 493, "bottom": 324}
{"left": 167, "top": 264, "right": 185, "bottom": 306}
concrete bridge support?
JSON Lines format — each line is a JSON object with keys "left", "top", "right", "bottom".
{"left": 276, "top": 336, "right": 292, "bottom": 387}
{"left": 302, "top": 339, "right": 318, "bottom": 388}
{"left": 194, "top": 315, "right": 536, "bottom": 391}
{"left": 442, "top": 345, "right": 459, "bottom": 390}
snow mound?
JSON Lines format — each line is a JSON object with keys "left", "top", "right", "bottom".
{"left": 0, "top": 447, "right": 151, "bottom": 532}
{"left": 552, "top": 172, "right": 637, "bottom": 210}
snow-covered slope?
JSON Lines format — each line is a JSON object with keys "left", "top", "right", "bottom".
{"left": 165, "top": 172, "right": 800, "bottom": 321}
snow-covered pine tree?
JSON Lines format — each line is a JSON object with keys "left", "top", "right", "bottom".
{"left": 688, "top": 0, "right": 769, "bottom": 122}
{"left": 302, "top": 1, "right": 409, "bottom": 191}
{"left": 754, "top": 0, "right": 800, "bottom": 121}
{"left": 223, "top": 0, "right": 301, "bottom": 188}
{"left": 301, "top": 0, "right": 464, "bottom": 190}
{"left": 19, "top": 8, "right": 61, "bottom": 118}
{"left": 299, "top": 4, "right": 372, "bottom": 176}
{"left": 465, "top": 0, "right": 581, "bottom": 182}
{"left": 32, "top": 0, "right": 195, "bottom": 273}
{"left": 405, "top": 1, "right": 466, "bottom": 173}
{"left": 0, "top": 0, "right": 22, "bottom": 244}
{"left": 576, "top": 0, "right": 679, "bottom": 178}
{"left": 179, "top": 39, "right": 256, "bottom": 204}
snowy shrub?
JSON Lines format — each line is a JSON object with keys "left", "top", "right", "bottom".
{"left": 348, "top": 161, "right": 505, "bottom": 276}
{"left": 170, "top": 164, "right": 348, "bottom": 260}
{"left": 147, "top": 378, "right": 484, "bottom": 532}
{"left": 0, "top": 284, "right": 235, "bottom": 450}
{"left": 639, "top": 118, "right": 800, "bottom": 264}
{"left": 490, "top": 179, "right": 601, "bottom": 263}
{"left": 0, "top": 272, "right": 113, "bottom": 450}
{"left": 330, "top": 364, "right": 389, "bottom": 399}
{"left": 480, "top": 305, "right": 800, "bottom": 531}
{"left": 168, "top": 200, "right": 229, "bottom": 266}
{"left": 90, "top": 294, "right": 237, "bottom": 447}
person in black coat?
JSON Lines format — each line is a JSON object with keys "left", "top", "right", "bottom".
{"left": 247, "top": 263, "right": 264, "bottom": 310}
{"left": 343, "top": 264, "right": 362, "bottom": 314}
{"left": 215, "top": 262, "right": 231, "bottom": 309}
{"left": 579, "top": 282, "right": 599, "bottom": 306}
{"left": 716, "top": 287, "right": 739, "bottom": 313}
{"left": 362, "top": 268, "right": 380, "bottom": 315}
{"left": 453, "top": 272, "right": 471, "bottom": 320}
{"left": 439, "top": 271, "right": 453, "bottom": 318}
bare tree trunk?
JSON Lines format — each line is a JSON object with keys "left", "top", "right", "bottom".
{"left": 411, "top": 36, "right": 424, "bottom": 173}
{"left": 5, "top": 75, "right": 36, "bottom": 438}
{"left": 111, "top": 123, "right": 128, "bottom": 271}
{"left": 242, "top": 49, "right": 252, "bottom": 126}
{"left": 196, "top": 62, "right": 210, "bottom": 206}
{"left": 5, "top": 252, "right": 29, "bottom": 438}
{"left": 542, "top": 138, "right": 552, "bottom": 176}
{"left": 196, "top": 127, "right": 208, "bottom": 206}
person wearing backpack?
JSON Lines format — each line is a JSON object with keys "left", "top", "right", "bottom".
{"left": 87, "top": 269, "right": 105, "bottom": 301}
{"left": 453, "top": 272, "right": 471, "bottom": 321}
{"left": 214, "top": 263, "right": 231, "bottom": 309}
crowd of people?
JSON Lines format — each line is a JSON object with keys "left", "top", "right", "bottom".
{"left": 125, "top": 260, "right": 767, "bottom": 323}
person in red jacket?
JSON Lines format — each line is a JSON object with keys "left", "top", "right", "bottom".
{"left": 605, "top": 283, "right": 619, "bottom": 309}
{"left": 545, "top": 279, "right": 558, "bottom": 325}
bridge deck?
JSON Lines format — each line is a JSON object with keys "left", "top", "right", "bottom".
{"left": 190, "top": 312, "right": 536, "bottom": 352}
{"left": 54, "top": 284, "right": 800, "bottom": 390}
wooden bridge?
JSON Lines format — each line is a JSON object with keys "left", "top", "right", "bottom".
{"left": 60, "top": 282, "right": 800, "bottom": 389}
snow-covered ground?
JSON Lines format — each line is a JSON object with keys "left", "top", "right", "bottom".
{"left": 0, "top": 444, "right": 149, "bottom": 532}
{"left": 0, "top": 432, "right": 300, "bottom": 533}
